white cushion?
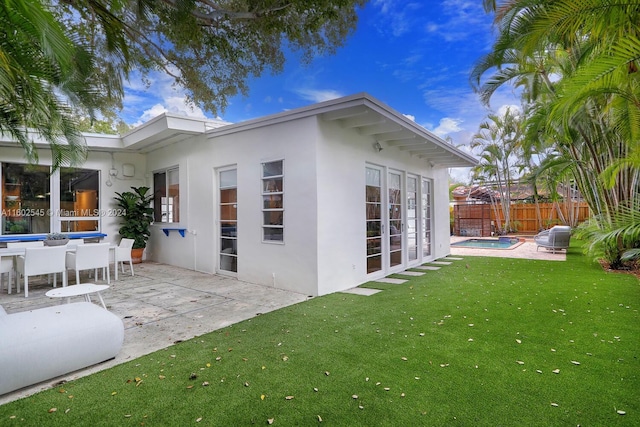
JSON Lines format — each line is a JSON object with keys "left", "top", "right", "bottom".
{"left": 0, "top": 302, "right": 124, "bottom": 395}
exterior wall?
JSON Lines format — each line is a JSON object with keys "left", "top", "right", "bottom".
{"left": 314, "top": 119, "right": 450, "bottom": 295}
{"left": 0, "top": 145, "right": 146, "bottom": 246}
{"left": 431, "top": 166, "right": 453, "bottom": 259}
{"left": 145, "top": 118, "right": 321, "bottom": 296}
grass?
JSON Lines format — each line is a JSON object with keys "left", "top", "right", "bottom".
{"left": 1, "top": 242, "right": 638, "bottom": 426}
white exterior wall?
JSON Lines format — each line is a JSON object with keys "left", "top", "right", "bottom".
{"left": 431, "top": 166, "right": 453, "bottom": 260}
{"left": 314, "top": 119, "right": 450, "bottom": 295}
{"left": 145, "top": 118, "right": 321, "bottom": 296}
{"left": 144, "top": 116, "right": 455, "bottom": 297}
{"left": 145, "top": 134, "right": 213, "bottom": 272}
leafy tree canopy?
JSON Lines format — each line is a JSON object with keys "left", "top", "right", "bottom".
{"left": 54, "top": 0, "right": 366, "bottom": 115}
{"left": 1, "top": 0, "right": 365, "bottom": 169}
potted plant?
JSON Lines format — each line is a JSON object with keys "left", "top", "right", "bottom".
{"left": 114, "top": 186, "right": 154, "bottom": 263}
{"left": 44, "top": 232, "right": 69, "bottom": 246}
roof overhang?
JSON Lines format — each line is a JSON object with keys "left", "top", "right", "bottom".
{"left": 121, "top": 113, "right": 229, "bottom": 153}
{"left": 318, "top": 94, "right": 478, "bottom": 168}
{"left": 205, "top": 93, "right": 478, "bottom": 168}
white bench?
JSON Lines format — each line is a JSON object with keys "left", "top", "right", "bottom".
{"left": 0, "top": 302, "right": 124, "bottom": 395}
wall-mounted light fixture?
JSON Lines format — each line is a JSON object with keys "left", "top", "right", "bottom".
{"left": 373, "top": 142, "right": 383, "bottom": 152}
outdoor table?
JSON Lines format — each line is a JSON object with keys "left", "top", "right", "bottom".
{"left": 45, "top": 283, "right": 110, "bottom": 309}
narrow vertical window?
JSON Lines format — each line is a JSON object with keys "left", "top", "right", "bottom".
{"left": 154, "top": 167, "right": 179, "bottom": 223}
{"left": 261, "top": 160, "right": 284, "bottom": 242}
{"left": 422, "top": 178, "right": 432, "bottom": 257}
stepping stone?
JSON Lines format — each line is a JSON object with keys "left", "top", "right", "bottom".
{"left": 341, "top": 287, "right": 382, "bottom": 296}
{"left": 430, "top": 261, "right": 452, "bottom": 265}
{"left": 397, "top": 271, "right": 425, "bottom": 276}
{"left": 414, "top": 265, "right": 441, "bottom": 271}
{"left": 444, "top": 257, "right": 463, "bottom": 260}
{"left": 375, "top": 278, "right": 407, "bottom": 285}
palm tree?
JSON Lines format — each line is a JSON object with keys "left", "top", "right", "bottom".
{"left": 471, "top": 0, "right": 640, "bottom": 264}
{"left": 0, "top": 0, "right": 100, "bottom": 169}
{"left": 471, "top": 108, "right": 524, "bottom": 234}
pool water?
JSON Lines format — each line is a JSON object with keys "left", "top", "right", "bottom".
{"left": 451, "top": 238, "right": 520, "bottom": 249}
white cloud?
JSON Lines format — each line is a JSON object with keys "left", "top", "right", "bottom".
{"left": 403, "top": 114, "right": 416, "bottom": 122}
{"left": 295, "top": 88, "right": 344, "bottom": 103}
{"left": 429, "top": 117, "right": 463, "bottom": 137}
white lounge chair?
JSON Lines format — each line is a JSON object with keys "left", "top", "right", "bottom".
{"left": 534, "top": 225, "right": 572, "bottom": 253}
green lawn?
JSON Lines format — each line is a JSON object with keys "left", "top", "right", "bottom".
{"left": 1, "top": 243, "right": 638, "bottom": 426}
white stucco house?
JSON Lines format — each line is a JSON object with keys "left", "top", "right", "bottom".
{"left": 0, "top": 93, "right": 476, "bottom": 296}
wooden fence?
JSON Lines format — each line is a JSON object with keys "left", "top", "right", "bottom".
{"left": 453, "top": 202, "right": 591, "bottom": 236}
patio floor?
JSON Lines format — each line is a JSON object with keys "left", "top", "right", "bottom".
{"left": 0, "top": 262, "right": 310, "bottom": 404}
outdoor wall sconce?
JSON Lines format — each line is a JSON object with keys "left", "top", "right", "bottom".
{"left": 373, "top": 142, "right": 383, "bottom": 152}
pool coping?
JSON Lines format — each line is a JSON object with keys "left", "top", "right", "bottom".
{"left": 450, "top": 237, "right": 526, "bottom": 250}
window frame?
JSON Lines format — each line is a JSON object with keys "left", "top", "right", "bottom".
{"left": 261, "top": 159, "right": 284, "bottom": 243}
{"left": 153, "top": 166, "right": 180, "bottom": 224}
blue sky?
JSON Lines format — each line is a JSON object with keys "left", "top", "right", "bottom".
{"left": 121, "top": 0, "right": 520, "bottom": 181}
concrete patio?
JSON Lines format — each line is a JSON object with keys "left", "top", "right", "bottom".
{"left": 0, "top": 262, "right": 310, "bottom": 404}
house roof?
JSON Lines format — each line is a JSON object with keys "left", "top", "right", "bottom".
{"left": 205, "top": 93, "right": 478, "bottom": 168}
{"left": 1, "top": 94, "right": 477, "bottom": 168}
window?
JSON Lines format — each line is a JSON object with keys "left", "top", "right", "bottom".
{"left": 262, "top": 160, "right": 283, "bottom": 242}
{"left": 1, "top": 163, "right": 50, "bottom": 234}
{"left": 154, "top": 168, "right": 179, "bottom": 223}
{"left": 59, "top": 168, "right": 100, "bottom": 232}
{"left": 1, "top": 163, "right": 101, "bottom": 235}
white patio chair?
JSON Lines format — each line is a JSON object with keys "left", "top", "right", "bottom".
{"left": 66, "top": 239, "right": 85, "bottom": 248}
{"left": 0, "top": 257, "right": 13, "bottom": 294}
{"left": 6, "top": 241, "right": 44, "bottom": 249}
{"left": 7, "top": 241, "right": 48, "bottom": 288}
{"left": 534, "top": 225, "right": 572, "bottom": 253}
{"left": 15, "top": 246, "right": 68, "bottom": 297}
{"left": 114, "top": 238, "right": 135, "bottom": 277}
{"left": 66, "top": 243, "right": 111, "bottom": 285}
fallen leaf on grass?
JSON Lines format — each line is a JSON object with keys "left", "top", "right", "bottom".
{"left": 48, "top": 408, "right": 57, "bottom": 413}
{"left": 268, "top": 418, "right": 275, "bottom": 424}
{"left": 551, "top": 403, "right": 559, "bottom": 407}
{"left": 617, "top": 410, "right": 626, "bottom": 415}
{"left": 516, "top": 361, "right": 525, "bottom": 365}
{"left": 285, "top": 396, "right": 294, "bottom": 400}
{"left": 516, "top": 339, "right": 522, "bottom": 344}
{"left": 317, "top": 415, "right": 323, "bottom": 422}
{"left": 552, "top": 369, "right": 560, "bottom": 374}
{"left": 196, "top": 417, "right": 202, "bottom": 422}
{"left": 352, "top": 395, "right": 358, "bottom": 399}
{"left": 571, "top": 360, "right": 580, "bottom": 365}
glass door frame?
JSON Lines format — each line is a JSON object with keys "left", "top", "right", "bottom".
{"left": 387, "top": 169, "right": 405, "bottom": 272}
{"left": 218, "top": 166, "right": 238, "bottom": 275}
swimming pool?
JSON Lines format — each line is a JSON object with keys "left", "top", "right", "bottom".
{"left": 451, "top": 238, "right": 522, "bottom": 249}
